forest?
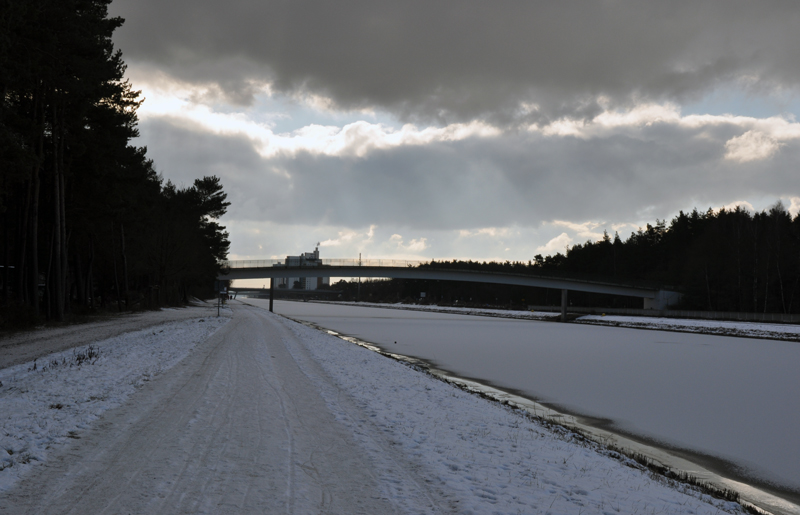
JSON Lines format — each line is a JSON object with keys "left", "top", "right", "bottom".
{"left": 1, "top": 0, "right": 230, "bottom": 328}
{"left": 333, "top": 205, "right": 800, "bottom": 313}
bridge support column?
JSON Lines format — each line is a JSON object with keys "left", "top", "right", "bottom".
{"left": 561, "top": 289, "right": 568, "bottom": 322}
{"left": 269, "top": 279, "right": 274, "bottom": 312}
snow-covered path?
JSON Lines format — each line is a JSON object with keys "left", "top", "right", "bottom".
{"left": 1, "top": 301, "right": 767, "bottom": 514}
{"left": 0, "top": 303, "right": 433, "bottom": 514}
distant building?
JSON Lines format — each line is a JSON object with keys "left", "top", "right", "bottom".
{"left": 274, "top": 247, "right": 330, "bottom": 290}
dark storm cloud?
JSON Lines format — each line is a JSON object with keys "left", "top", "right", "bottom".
{"left": 142, "top": 117, "right": 265, "bottom": 188}
{"left": 112, "top": 1, "right": 800, "bottom": 123}
{"left": 139, "top": 117, "right": 799, "bottom": 231}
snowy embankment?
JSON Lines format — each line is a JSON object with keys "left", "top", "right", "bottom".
{"left": 0, "top": 313, "right": 230, "bottom": 491}
{"left": 576, "top": 315, "right": 800, "bottom": 340}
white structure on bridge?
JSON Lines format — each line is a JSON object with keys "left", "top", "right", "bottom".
{"left": 273, "top": 247, "right": 330, "bottom": 290}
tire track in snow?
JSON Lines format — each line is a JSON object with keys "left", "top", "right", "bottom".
{"left": 269, "top": 311, "right": 452, "bottom": 513}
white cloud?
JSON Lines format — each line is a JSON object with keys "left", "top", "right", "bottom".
{"left": 718, "top": 200, "right": 755, "bottom": 212}
{"left": 788, "top": 197, "right": 800, "bottom": 217}
{"left": 724, "top": 130, "right": 783, "bottom": 162}
{"left": 537, "top": 105, "right": 800, "bottom": 167}
{"left": 457, "top": 227, "right": 511, "bottom": 238}
{"left": 551, "top": 220, "right": 605, "bottom": 241}
{"left": 319, "top": 233, "right": 352, "bottom": 246}
{"left": 320, "top": 225, "right": 377, "bottom": 247}
{"left": 137, "top": 82, "right": 499, "bottom": 159}
{"left": 536, "top": 233, "right": 572, "bottom": 255}
{"left": 406, "top": 239, "right": 429, "bottom": 252}
{"left": 138, "top": 71, "right": 800, "bottom": 171}
{"left": 389, "top": 234, "right": 429, "bottom": 253}
{"left": 540, "top": 103, "right": 683, "bottom": 137}
{"left": 611, "top": 222, "right": 638, "bottom": 234}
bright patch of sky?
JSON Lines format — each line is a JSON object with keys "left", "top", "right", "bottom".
{"left": 135, "top": 79, "right": 497, "bottom": 159}
{"left": 682, "top": 87, "right": 800, "bottom": 120}
{"left": 254, "top": 94, "right": 403, "bottom": 135}
{"left": 127, "top": 67, "right": 403, "bottom": 135}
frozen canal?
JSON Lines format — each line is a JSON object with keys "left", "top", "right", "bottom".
{"left": 257, "top": 299, "right": 800, "bottom": 502}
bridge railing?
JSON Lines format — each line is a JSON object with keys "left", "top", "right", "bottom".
{"left": 222, "top": 259, "right": 426, "bottom": 269}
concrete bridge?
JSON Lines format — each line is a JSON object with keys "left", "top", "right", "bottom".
{"left": 219, "top": 259, "right": 681, "bottom": 321}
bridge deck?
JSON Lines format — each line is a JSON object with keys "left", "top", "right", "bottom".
{"left": 220, "top": 264, "right": 660, "bottom": 299}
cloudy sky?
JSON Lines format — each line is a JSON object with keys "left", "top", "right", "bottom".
{"left": 110, "top": 0, "right": 800, "bottom": 265}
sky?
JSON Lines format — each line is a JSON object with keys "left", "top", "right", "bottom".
{"left": 109, "top": 0, "right": 800, "bottom": 266}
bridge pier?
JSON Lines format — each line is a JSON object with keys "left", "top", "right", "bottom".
{"left": 561, "top": 289, "right": 568, "bottom": 322}
{"left": 269, "top": 279, "right": 274, "bottom": 312}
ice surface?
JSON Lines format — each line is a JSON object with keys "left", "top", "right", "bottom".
{"left": 281, "top": 306, "right": 755, "bottom": 514}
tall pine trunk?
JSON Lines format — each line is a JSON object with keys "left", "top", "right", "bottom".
{"left": 112, "top": 222, "right": 122, "bottom": 312}
{"left": 763, "top": 255, "right": 769, "bottom": 314}
{"left": 0, "top": 83, "right": 7, "bottom": 305}
{"left": 59, "top": 130, "right": 69, "bottom": 314}
{"left": 28, "top": 84, "right": 48, "bottom": 317}
{"left": 752, "top": 225, "right": 759, "bottom": 312}
{"left": 15, "top": 178, "right": 30, "bottom": 305}
{"left": 86, "top": 234, "right": 95, "bottom": 308}
{"left": 74, "top": 247, "right": 85, "bottom": 306}
{"left": 44, "top": 226, "right": 55, "bottom": 320}
{"left": 2, "top": 173, "right": 8, "bottom": 305}
{"left": 120, "top": 223, "right": 129, "bottom": 309}
{"left": 52, "top": 100, "right": 64, "bottom": 321}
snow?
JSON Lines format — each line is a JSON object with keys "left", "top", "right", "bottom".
{"left": 0, "top": 313, "right": 230, "bottom": 491}
{"left": 0, "top": 302, "right": 228, "bottom": 369}
{"left": 303, "top": 299, "right": 800, "bottom": 340}
{"left": 0, "top": 300, "right": 795, "bottom": 513}
{"left": 280, "top": 308, "right": 753, "bottom": 514}
{"left": 264, "top": 299, "right": 800, "bottom": 512}
{"left": 577, "top": 314, "right": 800, "bottom": 340}
{"left": 312, "top": 300, "right": 563, "bottom": 321}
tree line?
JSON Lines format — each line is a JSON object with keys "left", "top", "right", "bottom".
{"left": 554, "top": 204, "right": 800, "bottom": 313}
{"left": 334, "top": 205, "right": 800, "bottom": 313}
{"left": 1, "top": 0, "right": 230, "bottom": 328}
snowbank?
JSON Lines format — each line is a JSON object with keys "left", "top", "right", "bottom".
{"left": 577, "top": 314, "right": 800, "bottom": 340}
{"left": 0, "top": 314, "right": 229, "bottom": 491}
